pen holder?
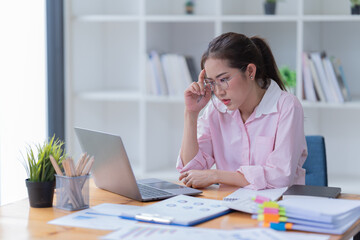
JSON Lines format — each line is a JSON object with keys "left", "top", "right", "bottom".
{"left": 55, "top": 174, "right": 90, "bottom": 211}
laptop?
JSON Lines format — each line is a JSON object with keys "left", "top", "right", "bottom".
{"left": 74, "top": 127, "right": 202, "bottom": 201}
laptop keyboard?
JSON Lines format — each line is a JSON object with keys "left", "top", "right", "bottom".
{"left": 138, "top": 184, "right": 173, "bottom": 198}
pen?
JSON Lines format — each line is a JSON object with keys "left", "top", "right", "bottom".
{"left": 197, "top": 79, "right": 208, "bottom": 103}
{"left": 197, "top": 92, "right": 206, "bottom": 103}
{"left": 261, "top": 222, "right": 293, "bottom": 231}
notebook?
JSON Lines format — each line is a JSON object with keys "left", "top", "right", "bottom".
{"left": 282, "top": 185, "right": 341, "bottom": 199}
{"left": 74, "top": 127, "right": 202, "bottom": 202}
{"left": 120, "top": 195, "right": 231, "bottom": 226}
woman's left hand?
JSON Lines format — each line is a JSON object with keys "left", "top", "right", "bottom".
{"left": 179, "top": 170, "right": 218, "bottom": 189}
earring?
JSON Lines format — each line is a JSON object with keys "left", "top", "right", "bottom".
{"left": 250, "top": 76, "right": 253, "bottom": 79}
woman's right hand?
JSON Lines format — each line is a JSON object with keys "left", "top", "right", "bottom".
{"left": 184, "top": 69, "right": 212, "bottom": 113}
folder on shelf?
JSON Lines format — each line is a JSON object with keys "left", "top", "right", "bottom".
{"left": 330, "top": 56, "right": 352, "bottom": 101}
{"left": 160, "top": 53, "right": 190, "bottom": 97}
{"left": 148, "top": 52, "right": 162, "bottom": 95}
{"left": 185, "top": 56, "right": 198, "bottom": 82}
{"left": 146, "top": 56, "right": 158, "bottom": 95}
{"left": 307, "top": 54, "right": 326, "bottom": 102}
{"left": 302, "top": 52, "right": 317, "bottom": 102}
{"left": 178, "top": 55, "right": 193, "bottom": 90}
{"left": 310, "top": 52, "right": 336, "bottom": 102}
{"left": 322, "top": 54, "right": 344, "bottom": 103}
{"left": 120, "top": 195, "right": 231, "bottom": 226}
{"left": 149, "top": 51, "right": 169, "bottom": 96}
{"left": 160, "top": 54, "right": 176, "bottom": 96}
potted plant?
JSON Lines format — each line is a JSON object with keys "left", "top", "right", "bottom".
{"left": 264, "top": 0, "right": 277, "bottom": 15}
{"left": 21, "top": 135, "right": 65, "bottom": 208}
{"left": 350, "top": 0, "right": 360, "bottom": 14}
{"left": 185, "top": 0, "right": 195, "bottom": 15}
{"left": 279, "top": 66, "right": 296, "bottom": 94}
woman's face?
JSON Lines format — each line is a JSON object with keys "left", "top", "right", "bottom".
{"left": 204, "top": 58, "right": 257, "bottom": 111}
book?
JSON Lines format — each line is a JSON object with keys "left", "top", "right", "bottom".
{"left": 185, "top": 56, "right": 198, "bottom": 82}
{"left": 330, "top": 56, "right": 352, "bottom": 101}
{"left": 307, "top": 54, "right": 326, "bottom": 102}
{"left": 149, "top": 51, "right": 169, "bottom": 95}
{"left": 146, "top": 56, "right": 157, "bottom": 95}
{"left": 162, "top": 54, "right": 188, "bottom": 96}
{"left": 148, "top": 53, "right": 161, "bottom": 95}
{"left": 120, "top": 195, "right": 230, "bottom": 226}
{"left": 282, "top": 185, "right": 341, "bottom": 199}
{"left": 322, "top": 54, "right": 344, "bottom": 103}
{"left": 310, "top": 52, "right": 338, "bottom": 102}
{"left": 302, "top": 52, "right": 317, "bottom": 102}
{"left": 148, "top": 52, "right": 197, "bottom": 97}
{"left": 160, "top": 54, "right": 176, "bottom": 95}
{"left": 337, "top": 60, "right": 352, "bottom": 101}
{"left": 178, "top": 55, "right": 193, "bottom": 91}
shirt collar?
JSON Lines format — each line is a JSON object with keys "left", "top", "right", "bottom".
{"left": 254, "top": 80, "right": 282, "bottom": 118}
{"left": 211, "top": 80, "right": 282, "bottom": 117}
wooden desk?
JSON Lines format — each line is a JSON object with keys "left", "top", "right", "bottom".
{"left": 0, "top": 181, "right": 359, "bottom": 240}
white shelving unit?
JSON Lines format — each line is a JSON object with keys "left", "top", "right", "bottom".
{"left": 65, "top": 0, "right": 360, "bottom": 192}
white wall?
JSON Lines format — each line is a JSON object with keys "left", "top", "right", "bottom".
{"left": 0, "top": 0, "right": 46, "bottom": 205}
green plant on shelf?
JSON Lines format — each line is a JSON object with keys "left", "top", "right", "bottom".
{"left": 279, "top": 66, "right": 296, "bottom": 91}
{"left": 185, "top": 0, "right": 195, "bottom": 14}
{"left": 350, "top": 0, "right": 360, "bottom": 7}
{"left": 21, "top": 135, "right": 66, "bottom": 182}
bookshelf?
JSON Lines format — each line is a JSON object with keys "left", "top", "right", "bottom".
{"left": 65, "top": 0, "right": 360, "bottom": 192}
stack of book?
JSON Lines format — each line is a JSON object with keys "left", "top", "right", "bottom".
{"left": 302, "top": 52, "right": 351, "bottom": 103}
{"left": 146, "top": 51, "right": 198, "bottom": 96}
{"left": 254, "top": 196, "right": 360, "bottom": 234}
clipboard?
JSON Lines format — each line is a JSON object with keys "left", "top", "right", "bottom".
{"left": 120, "top": 195, "right": 231, "bottom": 226}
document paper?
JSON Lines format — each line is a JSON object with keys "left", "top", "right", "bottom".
{"left": 48, "top": 203, "right": 141, "bottom": 230}
{"left": 101, "top": 223, "right": 289, "bottom": 240}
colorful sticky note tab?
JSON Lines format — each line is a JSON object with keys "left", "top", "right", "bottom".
{"left": 257, "top": 214, "right": 287, "bottom": 223}
{"left": 260, "top": 201, "right": 279, "bottom": 208}
{"left": 263, "top": 207, "right": 279, "bottom": 214}
{"left": 253, "top": 195, "right": 270, "bottom": 204}
{"left": 258, "top": 207, "right": 286, "bottom": 215}
{"left": 264, "top": 213, "right": 279, "bottom": 222}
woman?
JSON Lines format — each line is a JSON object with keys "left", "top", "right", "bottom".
{"left": 177, "top": 32, "right": 307, "bottom": 190}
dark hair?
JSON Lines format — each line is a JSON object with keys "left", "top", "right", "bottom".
{"left": 201, "top": 32, "right": 286, "bottom": 91}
